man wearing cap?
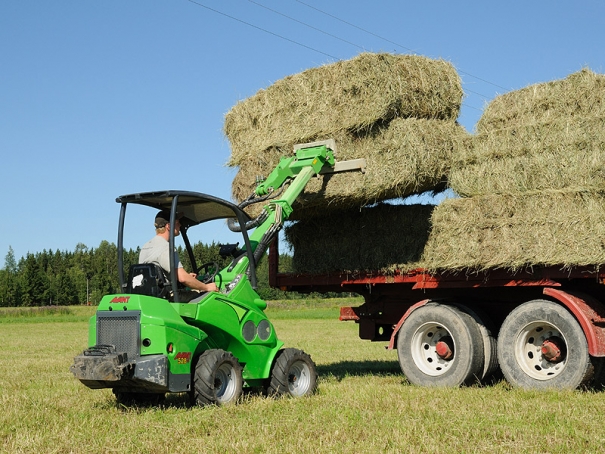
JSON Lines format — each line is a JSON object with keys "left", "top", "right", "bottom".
{"left": 139, "top": 210, "right": 218, "bottom": 297}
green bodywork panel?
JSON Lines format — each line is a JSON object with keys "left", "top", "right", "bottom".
{"left": 90, "top": 283, "right": 283, "bottom": 382}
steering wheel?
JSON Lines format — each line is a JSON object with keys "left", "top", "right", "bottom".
{"left": 197, "top": 262, "right": 219, "bottom": 284}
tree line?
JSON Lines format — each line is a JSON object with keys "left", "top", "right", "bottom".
{"left": 0, "top": 241, "right": 299, "bottom": 307}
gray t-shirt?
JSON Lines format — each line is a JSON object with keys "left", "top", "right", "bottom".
{"left": 139, "top": 235, "right": 182, "bottom": 273}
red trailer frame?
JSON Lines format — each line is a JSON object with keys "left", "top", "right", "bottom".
{"left": 268, "top": 242, "right": 605, "bottom": 358}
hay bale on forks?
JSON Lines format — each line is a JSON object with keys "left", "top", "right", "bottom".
{"left": 231, "top": 118, "right": 468, "bottom": 220}
{"left": 225, "top": 53, "right": 463, "bottom": 167}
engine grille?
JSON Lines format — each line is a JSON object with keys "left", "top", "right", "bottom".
{"left": 96, "top": 311, "right": 140, "bottom": 360}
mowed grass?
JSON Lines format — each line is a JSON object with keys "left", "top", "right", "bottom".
{"left": 2, "top": 300, "right": 605, "bottom": 453}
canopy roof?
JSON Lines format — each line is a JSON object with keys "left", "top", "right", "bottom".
{"left": 116, "top": 190, "right": 251, "bottom": 228}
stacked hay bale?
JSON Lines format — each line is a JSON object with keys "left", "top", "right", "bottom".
{"left": 284, "top": 203, "right": 435, "bottom": 274}
{"left": 226, "top": 53, "right": 467, "bottom": 221}
{"left": 227, "top": 57, "right": 605, "bottom": 274}
{"left": 422, "top": 69, "right": 605, "bottom": 271}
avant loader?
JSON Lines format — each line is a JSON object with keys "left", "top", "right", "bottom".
{"left": 71, "top": 140, "right": 364, "bottom": 405}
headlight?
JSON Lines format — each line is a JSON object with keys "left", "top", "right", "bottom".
{"left": 224, "top": 274, "right": 243, "bottom": 293}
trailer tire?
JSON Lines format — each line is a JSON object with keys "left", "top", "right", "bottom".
{"left": 451, "top": 304, "right": 499, "bottom": 381}
{"left": 267, "top": 348, "right": 317, "bottom": 398}
{"left": 396, "top": 303, "right": 484, "bottom": 387}
{"left": 497, "top": 299, "right": 594, "bottom": 390}
{"left": 193, "top": 349, "right": 243, "bottom": 406}
{"left": 590, "top": 357, "right": 605, "bottom": 389}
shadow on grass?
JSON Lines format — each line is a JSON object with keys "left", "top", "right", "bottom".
{"left": 107, "top": 388, "right": 273, "bottom": 411}
{"left": 317, "top": 360, "right": 402, "bottom": 381}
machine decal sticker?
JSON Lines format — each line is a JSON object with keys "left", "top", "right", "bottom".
{"left": 175, "top": 352, "right": 192, "bottom": 365}
{"left": 110, "top": 296, "right": 130, "bottom": 303}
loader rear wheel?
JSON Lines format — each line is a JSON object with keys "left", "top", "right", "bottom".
{"left": 267, "top": 348, "right": 317, "bottom": 398}
{"left": 396, "top": 303, "right": 484, "bottom": 387}
{"left": 497, "top": 299, "right": 594, "bottom": 390}
{"left": 193, "top": 349, "right": 243, "bottom": 406}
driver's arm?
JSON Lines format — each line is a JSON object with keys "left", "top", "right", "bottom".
{"left": 177, "top": 267, "right": 218, "bottom": 292}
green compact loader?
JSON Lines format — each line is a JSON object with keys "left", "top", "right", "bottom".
{"left": 70, "top": 140, "right": 364, "bottom": 406}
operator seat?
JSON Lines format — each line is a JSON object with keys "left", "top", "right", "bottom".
{"left": 126, "top": 263, "right": 171, "bottom": 299}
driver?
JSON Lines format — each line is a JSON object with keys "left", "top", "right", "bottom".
{"left": 139, "top": 210, "right": 218, "bottom": 298}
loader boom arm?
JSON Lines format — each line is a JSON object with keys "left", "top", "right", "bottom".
{"left": 245, "top": 140, "right": 365, "bottom": 263}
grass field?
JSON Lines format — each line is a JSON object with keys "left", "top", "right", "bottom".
{"left": 2, "top": 300, "right": 605, "bottom": 453}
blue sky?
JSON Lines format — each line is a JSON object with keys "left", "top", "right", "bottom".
{"left": 1, "top": 1, "right": 604, "bottom": 263}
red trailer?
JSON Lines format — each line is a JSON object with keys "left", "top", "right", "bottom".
{"left": 268, "top": 243, "right": 605, "bottom": 389}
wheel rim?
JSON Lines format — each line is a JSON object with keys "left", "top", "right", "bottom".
{"left": 214, "top": 362, "right": 237, "bottom": 403}
{"left": 288, "top": 360, "right": 312, "bottom": 397}
{"left": 410, "top": 322, "right": 455, "bottom": 376}
{"left": 514, "top": 320, "right": 568, "bottom": 380}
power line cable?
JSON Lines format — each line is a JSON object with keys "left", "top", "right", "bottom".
{"left": 246, "top": 0, "right": 366, "bottom": 51}
{"left": 295, "top": 0, "right": 416, "bottom": 53}
{"left": 246, "top": 0, "right": 493, "bottom": 101}
{"left": 185, "top": 0, "right": 493, "bottom": 110}
{"left": 294, "top": 0, "right": 509, "bottom": 92}
{"left": 185, "top": 0, "right": 338, "bottom": 59}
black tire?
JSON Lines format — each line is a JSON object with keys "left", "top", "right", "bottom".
{"left": 590, "top": 356, "right": 605, "bottom": 390}
{"left": 453, "top": 305, "right": 499, "bottom": 381}
{"left": 396, "top": 303, "right": 485, "bottom": 387}
{"left": 193, "top": 349, "right": 243, "bottom": 406}
{"left": 497, "top": 299, "right": 594, "bottom": 390}
{"left": 267, "top": 348, "right": 318, "bottom": 397}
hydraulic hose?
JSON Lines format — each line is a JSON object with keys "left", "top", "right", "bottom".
{"left": 228, "top": 182, "right": 288, "bottom": 232}
{"left": 227, "top": 210, "right": 269, "bottom": 232}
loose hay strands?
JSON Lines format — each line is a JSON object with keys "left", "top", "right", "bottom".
{"left": 449, "top": 115, "right": 605, "bottom": 196}
{"left": 232, "top": 118, "right": 468, "bottom": 220}
{"left": 476, "top": 68, "right": 605, "bottom": 133}
{"left": 284, "top": 203, "right": 435, "bottom": 274}
{"left": 421, "top": 191, "right": 605, "bottom": 272}
{"left": 225, "top": 53, "right": 462, "bottom": 165}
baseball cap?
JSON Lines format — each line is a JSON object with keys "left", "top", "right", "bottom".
{"left": 154, "top": 210, "right": 183, "bottom": 228}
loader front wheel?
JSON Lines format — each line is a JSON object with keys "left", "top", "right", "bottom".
{"left": 267, "top": 348, "right": 317, "bottom": 398}
{"left": 193, "top": 349, "right": 243, "bottom": 406}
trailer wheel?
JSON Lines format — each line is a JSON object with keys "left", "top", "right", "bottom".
{"left": 193, "top": 349, "right": 243, "bottom": 406}
{"left": 267, "top": 348, "right": 317, "bottom": 398}
{"left": 453, "top": 305, "right": 499, "bottom": 381}
{"left": 497, "top": 299, "right": 594, "bottom": 390}
{"left": 396, "top": 303, "right": 484, "bottom": 387}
